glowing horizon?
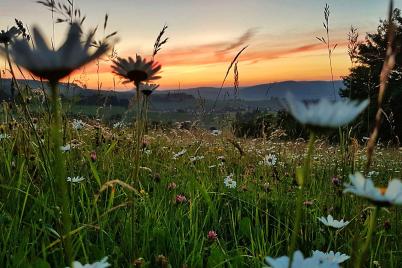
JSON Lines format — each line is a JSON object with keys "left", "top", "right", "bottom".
{"left": 1, "top": 0, "right": 400, "bottom": 90}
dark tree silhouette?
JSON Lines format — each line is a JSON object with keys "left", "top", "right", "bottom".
{"left": 340, "top": 9, "right": 402, "bottom": 143}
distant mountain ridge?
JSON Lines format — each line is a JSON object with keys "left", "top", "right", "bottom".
{"left": 0, "top": 79, "right": 343, "bottom": 101}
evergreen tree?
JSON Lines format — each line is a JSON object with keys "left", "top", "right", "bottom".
{"left": 340, "top": 9, "right": 402, "bottom": 143}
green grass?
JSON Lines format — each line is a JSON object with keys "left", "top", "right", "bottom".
{"left": 0, "top": 117, "right": 401, "bottom": 267}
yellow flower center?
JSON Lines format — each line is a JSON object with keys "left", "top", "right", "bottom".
{"left": 378, "top": 187, "right": 387, "bottom": 195}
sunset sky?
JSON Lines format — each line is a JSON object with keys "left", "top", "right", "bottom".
{"left": 0, "top": 0, "right": 400, "bottom": 90}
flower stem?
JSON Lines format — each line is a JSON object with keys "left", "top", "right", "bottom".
{"left": 49, "top": 81, "right": 72, "bottom": 265}
{"left": 288, "top": 132, "right": 316, "bottom": 266}
{"left": 355, "top": 206, "right": 378, "bottom": 268}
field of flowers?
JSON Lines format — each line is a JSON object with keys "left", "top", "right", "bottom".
{"left": 1, "top": 118, "right": 402, "bottom": 267}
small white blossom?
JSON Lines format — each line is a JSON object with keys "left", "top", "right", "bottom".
{"left": 66, "top": 176, "right": 85, "bottom": 183}
{"left": 265, "top": 250, "right": 339, "bottom": 268}
{"left": 318, "top": 215, "right": 349, "bottom": 229}
{"left": 60, "top": 144, "right": 71, "bottom": 152}
{"left": 65, "top": 257, "right": 110, "bottom": 268}
{"left": 260, "top": 154, "right": 277, "bottom": 166}
{"left": 224, "top": 174, "right": 237, "bottom": 189}
{"left": 0, "top": 133, "right": 10, "bottom": 140}
{"left": 312, "top": 250, "right": 350, "bottom": 264}
{"left": 173, "top": 149, "right": 187, "bottom": 160}
{"left": 72, "top": 119, "right": 85, "bottom": 130}
{"left": 211, "top": 129, "right": 222, "bottom": 136}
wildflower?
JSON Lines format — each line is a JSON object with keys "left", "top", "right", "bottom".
{"left": 261, "top": 153, "right": 277, "bottom": 166}
{"left": 65, "top": 257, "right": 110, "bottom": 268}
{"left": 112, "top": 55, "right": 161, "bottom": 86}
{"left": 175, "top": 194, "right": 187, "bottom": 204}
{"left": 113, "top": 121, "right": 125, "bottom": 129}
{"left": 331, "top": 176, "right": 342, "bottom": 186}
{"left": 167, "top": 182, "right": 177, "bottom": 190}
{"left": 8, "top": 23, "right": 109, "bottom": 83}
{"left": 90, "top": 151, "right": 97, "bottom": 162}
{"left": 318, "top": 215, "right": 349, "bottom": 229}
{"left": 140, "top": 83, "right": 159, "bottom": 96}
{"left": 207, "top": 230, "right": 218, "bottom": 241}
{"left": 0, "top": 133, "right": 10, "bottom": 140}
{"left": 367, "top": 171, "right": 379, "bottom": 178}
{"left": 344, "top": 172, "right": 402, "bottom": 206}
{"left": 72, "top": 119, "right": 85, "bottom": 130}
{"left": 224, "top": 174, "right": 237, "bottom": 189}
{"left": 66, "top": 176, "right": 85, "bottom": 183}
{"left": 265, "top": 250, "right": 339, "bottom": 268}
{"left": 0, "top": 27, "right": 20, "bottom": 45}
{"left": 60, "top": 144, "right": 71, "bottom": 152}
{"left": 173, "top": 149, "right": 187, "bottom": 160}
{"left": 211, "top": 129, "right": 222, "bottom": 136}
{"left": 190, "top": 155, "right": 204, "bottom": 162}
{"left": 285, "top": 94, "right": 368, "bottom": 129}
{"left": 312, "top": 250, "right": 350, "bottom": 264}
{"left": 303, "top": 200, "right": 314, "bottom": 207}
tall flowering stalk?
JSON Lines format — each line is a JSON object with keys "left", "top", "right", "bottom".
{"left": 285, "top": 94, "right": 368, "bottom": 265}
{"left": 112, "top": 55, "right": 161, "bottom": 255}
{"left": 6, "top": 23, "right": 109, "bottom": 265}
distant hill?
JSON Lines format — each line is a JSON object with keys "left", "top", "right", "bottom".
{"left": 160, "top": 80, "right": 344, "bottom": 101}
{"left": 0, "top": 78, "right": 344, "bottom": 103}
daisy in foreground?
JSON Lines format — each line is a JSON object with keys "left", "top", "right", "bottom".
{"left": 318, "top": 215, "right": 350, "bottom": 229}
{"left": 264, "top": 250, "right": 339, "bottom": 268}
{"left": 65, "top": 257, "right": 110, "bottom": 268}
{"left": 343, "top": 172, "right": 402, "bottom": 206}
{"left": 285, "top": 94, "right": 368, "bottom": 128}
{"left": 8, "top": 23, "right": 109, "bottom": 84}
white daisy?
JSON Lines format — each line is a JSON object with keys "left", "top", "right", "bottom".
{"left": 8, "top": 23, "right": 109, "bottom": 83}
{"left": 261, "top": 154, "right": 277, "bottom": 166}
{"left": 318, "top": 215, "right": 349, "bottom": 229}
{"left": 189, "top": 156, "right": 204, "bottom": 162}
{"left": 0, "top": 133, "right": 10, "bottom": 140}
{"left": 343, "top": 172, "right": 402, "bottom": 206}
{"left": 60, "top": 144, "right": 71, "bottom": 152}
{"left": 312, "top": 250, "right": 350, "bottom": 264}
{"left": 173, "top": 149, "right": 187, "bottom": 160}
{"left": 211, "top": 129, "right": 222, "bottom": 136}
{"left": 113, "top": 121, "right": 125, "bottom": 129}
{"left": 224, "top": 174, "right": 237, "bottom": 189}
{"left": 65, "top": 257, "right": 110, "bottom": 268}
{"left": 265, "top": 250, "right": 339, "bottom": 268}
{"left": 66, "top": 176, "right": 85, "bottom": 183}
{"left": 72, "top": 119, "right": 85, "bottom": 130}
{"left": 285, "top": 94, "right": 368, "bottom": 128}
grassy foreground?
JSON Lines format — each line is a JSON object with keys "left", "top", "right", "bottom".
{"left": 0, "top": 119, "right": 401, "bottom": 267}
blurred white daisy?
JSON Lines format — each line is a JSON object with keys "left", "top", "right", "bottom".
{"left": 312, "top": 250, "right": 350, "bottom": 264}
{"left": 211, "top": 129, "right": 222, "bottom": 136}
{"left": 190, "top": 155, "right": 204, "bottom": 162}
{"left": 0, "top": 133, "right": 10, "bottom": 140}
{"left": 65, "top": 257, "right": 110, "bottom": 268}
{"left": 112, "top": 55, "right": 161, "bottom": 86}
{"left": 72, "top": 119, "right": 85, "bottom": 130}
{"left": 261, "top": 154, "right": 277, "bottom": 166}
{"left": 60, "top": 144, "right": 71, "bottom": 152}
{"left": 264, "top": 250, "right": 339, "bottom": 268}
{"left": 8, "top": 23, "right": 109, "bottom": 83}
{"left": 173, "top": 149, "right": 187, "bottom": 160}
{"left": 285, "top": 94, "right": 368, "bottom": 129}
{"left": 66, "top": 176, "right": 85, "bottom": 183}
{"left": 113, "top": 121, "right": 125, "bottom": 129}
{"left": 344, "top": 172, "right": 402, "bottom": 206}
{"left": 318, "top": 215, "right": 349, "bottom": 229}
{"left": 224, "top": 174, "right": 237, "bottom": 189}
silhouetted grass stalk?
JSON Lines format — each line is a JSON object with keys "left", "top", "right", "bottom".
{"left": 49, "top": 80, "right": 72, "bottom": 265}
